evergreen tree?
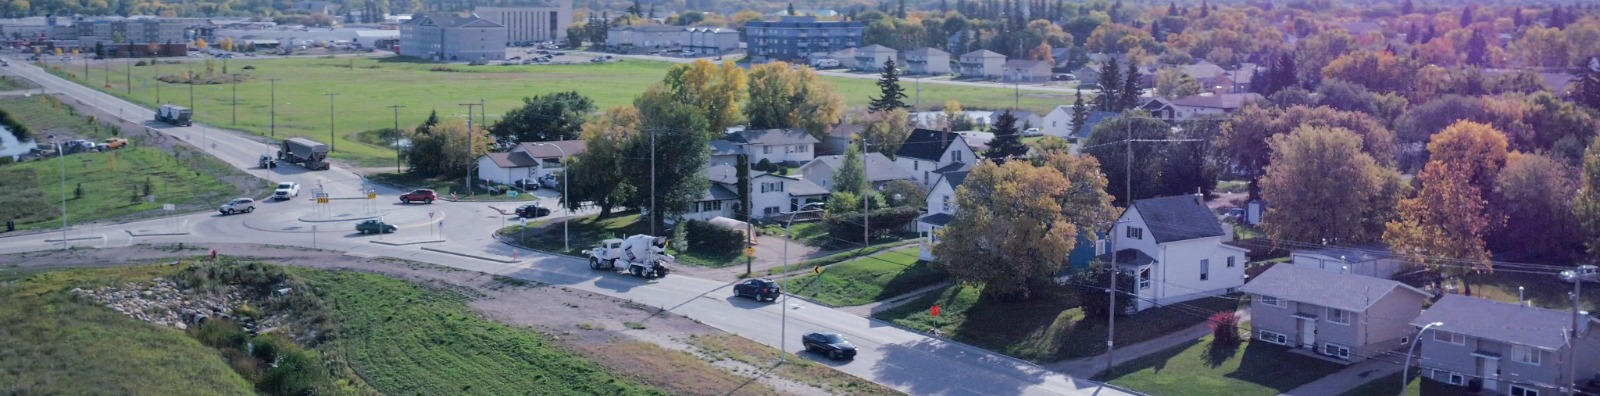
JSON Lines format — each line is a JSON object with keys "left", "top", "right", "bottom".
{"left": 1199, "top": 0, "right": 1209, "bottom": 18}
{"left": 1401, "top": 0, "right": 1414, "bottom": 14}
{"left": 1096, "top": 58, "right": 1122, "bottom": 111}
{"left": 897, "top": 0, "right": 907, "bottom": 18}
{"left": 1167, "top": 1, "right": 1177, "bottom": 15}
{"left": 418, "top": 109, "right": 441, "bottom": 134}
{"left": 787, "top": 3, "right": 796, "bottom": 16}
{"left": 1466, "top": 29, "right": 1489, "bottom": 66}
{"left": 1459, "top": 5, "right": 1473, "bottom": 28}
{"left": 1406, "top": 24, "right": 1419, "bottom": 44}
{"left": 869, "top": 59, "right": 910, "bottom": 112}
{"left": 1424, "top": 24, "right": 1435, "bottom": 43}
{"left": 628, "top": 0, "right": 642, "bottom": 17}
{"left": 1573, "top": 57, "right": 1600, "bottom": 112}
{"left": 1120, "top": 61, "right": 1143, "bottom": 111}
{"left": 986, "top": 110, "right": 1028, "bottom": 160}
{"left": 1071, "top": 89, "right": 1089, "bottom": 135}
{"left": 941, "top": 0, "right": 949, "bottom": 14}
{"left": 1150, "top": 20, "right": 1164, "bottom": 40}
{"left": 648, "top": 4, "right": 656, "bottom": 19}
{"left": 1513, "top": 7, "right": 1524, "bottom": 27}
{"left": 736, "top": 153, "right": 751, "bottom": 220}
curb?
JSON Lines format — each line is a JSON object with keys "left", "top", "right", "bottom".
{"left": 296, "top": 213, "right": 383, "bottom": 223}
{"left": 369, "top": 239, "right": 444, "bottom": 246}
{"left": 419, "top": 245, "right": 520, "bottom": 263}
{"left": 126, "top": 231, "right": 191, "bottom": 237}
{"left": 44, "top": 236, "right": 102, "bottom": 242}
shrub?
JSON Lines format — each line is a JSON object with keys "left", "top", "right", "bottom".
{"left": 754, "top": 158, "right": 777, "bottom": 172}
{"left": 1209, "top": 311, "right": 1242, "bottom": 345}
{"left": 823, "top": 206, "right": 920, "bottom": 242}
{"left": 685, "top": 220, "right": 744, "bottom": 256}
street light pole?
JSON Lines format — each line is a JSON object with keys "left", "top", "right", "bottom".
{"left": 459, "top": 102, "right": 481, "bottom": 194}
{"left": 323, "top": 93, "right": 340, "bottom": 152}
{"left": 230, "top": 74, "right": 237, "bottom": 125}
{"left": 187, "top": 64, "right": 194, "bottom": 108}
{"left": 388, "top": 104, "right": 405, "bottom": 173}
{"left": 781, "top": 203, "right": 825, "bottom": 363}
{"left": 124, "top": 58, "right": 130, "bottom": 95}
{"left": 51, "top": 134, "right": 66, "bottom": 250}
{"left": 268, "top": 78, "right": 279, "bottom": 138}
{"left": 1403, "top": 322, "right": 1445, "bottom": 395}
{"left": 535, "top": 143, "right": 570, "bottom": 252}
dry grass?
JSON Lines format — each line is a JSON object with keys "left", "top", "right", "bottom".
{"left": 579, "top": 340, "right": 782, "bottom": 396}
{"left": 688, "top": 334, "right": 903, "bottom": 396}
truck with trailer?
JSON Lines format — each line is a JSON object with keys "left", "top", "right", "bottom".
{"left": 583, "top": 235, "right": 672, "bottom": 278}
{"left": 278, "top": 138, "right": 330, "bottom": 170}
{"left": 154, "top": 104, "right": 193, "bottom": 126}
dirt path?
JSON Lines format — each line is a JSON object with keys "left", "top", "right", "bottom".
{"left": 1, "top": 243, "right": 874, "bottom": 396}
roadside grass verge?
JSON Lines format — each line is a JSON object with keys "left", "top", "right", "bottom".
{"left": 0, "top": 265, "right": 260, "bottom": 395}
{"left": 0, "top": 95, "right": 120, "bottom": 141}
{"left": 48, "top": 56, "right": 1074, "bottom": 166}
{"left": 578, "top": 340, "right": 783, "bottom": 396}
{"left": 686, "top": 334, "right": 902, "bottom": 396}
{"left": 0, "top": 146, "right": 243, "bottom": 229}
{"left": 765, "top": 240, "right": 919, "bottom": 276}
{"left": 0, "top": 74, "right": 40, "bottom": 91}
{"left": 365, "top": 171, "right": 536, "bottom": 201}
{"left": 298, "top": 268, "right": 665, "bottom": 395}
{"left": 1099, "top": 331, "right": 1347, "bottom": 396}
{"left": 501, "top": 211, "right": 647, "bottom": 255}
{"left": 873, "top": 284, "right": 1243, "bottom": 362}
{"left": 781, "top": 246, "right": 945, "bottom": 307}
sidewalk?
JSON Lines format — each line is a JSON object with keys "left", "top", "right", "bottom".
{"left": 1279, "top": 356, "right": 1403, "bottom": 395}
{"left": 1045, "top": 309, "right": 1252, "bottom": 378}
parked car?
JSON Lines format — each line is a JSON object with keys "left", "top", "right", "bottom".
{"left": 733, "top": 279, "right": 782, "bottom": 302}
{"left": 1022, "top": 128, "right": 1043, "bottom": 137}
{"left": 218, "top": 198, "right": 256, "bottom": 215}
{"left": 539, "top": 174, "right": 560, "bottom": 189}
{"left": 515, "top": 179, "right": 541, "bottom": 190}
{"left": 399, "top": 189, "right": 436, "bottom": 204}
{"left": 102, "top": 138, "right": 127, "bottom": 149}
{"left": 273, "top": 182, "right": 300, "bottom": 201}
{"left": 355, "top": 219, "right": 397, "bottom": 234}
{"left": 813, "top": 58, "right": 841, "bottom": 68}
{"left": 1052, "top": 73, "right": 1076, "bottom": 81}
{"left": 802, "top": 332, "right": 857, "bottom": 360}
{"left": 1561, "top": 265, "right": 1600, "bottom": 284}
{"left": 515, "top": 204, "right": 551, "bottom": 219}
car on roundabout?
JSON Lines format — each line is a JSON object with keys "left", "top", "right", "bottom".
{"left": 399, "top": 189, "right": 436, "bottom": 204}
{"left": 515, "top": 203, "right": 551, "bottom": 218}
{"left": 218, "top": 198, "right": 256, "bottom": 215}
{"left": 355, "top": 219, "right": 397, "bottom": 234}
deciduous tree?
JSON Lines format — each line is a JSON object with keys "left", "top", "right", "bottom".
{"left": 567, "top": 106, "right": 640, "bottom": 218}
{"left": 1083, "top": 114, "right": 1168, "bottom": 205}
{"left": 1154, "top": 68, "right": 1201, "bottom": 98}
{"left": 1577, "top": 139, "right": 1600, "bottom": 260}
{"left": 664, "top": 59, "right": 748, "bottom": 137}
{"left": 1384, "top": 161, "right": 1495, "bottom": 293}
{"left": 745, "top": 62, "right": 846, "bottom": 141}
{"left": 1491, "top": 152, "right": 1581, "bottom": 257}
{"left": 933, "top": 161, "right": 1079, "bottom": 300}
{"left": 404, "top": 118, "right": 492, "bottom": 179}
{"left": 1260, "top": 126, "right": 1396, "bottom": 244}
{"left": 625, "top": 85, "right": 712, "bottom": 233}
{"left": 858, "top": 108, "right": 912, "bottom": 157}
{"left": 1426, "top": 120, "right": 1508, "bottom": 194}
{"left": 488, "top": 91, "right": 595, "bottom": 148}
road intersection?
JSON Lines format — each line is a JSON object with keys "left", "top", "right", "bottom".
{"left": 0, "top": 58, "right": 1133, "bottom": 396}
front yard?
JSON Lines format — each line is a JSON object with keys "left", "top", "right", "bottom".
{"left": 872, "top": 284, "right": 1243, "bottom": 362}
{"left": 780, "top": 246, "right": 944, "bottom": 307}
{"left": 1099, "top": 330, "right": 1347, "bottom": 396}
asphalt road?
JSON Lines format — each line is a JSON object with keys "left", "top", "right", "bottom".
{"left": 0, "top": 57, "right": 1133, "bottom": 396}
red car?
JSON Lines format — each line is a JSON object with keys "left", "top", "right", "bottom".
{"left": 399, "top": 189, "right": 436, "bottom": 204}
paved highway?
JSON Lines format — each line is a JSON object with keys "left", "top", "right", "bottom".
{"left": 0, "top": 57, "right": 1133, "bottom": 396}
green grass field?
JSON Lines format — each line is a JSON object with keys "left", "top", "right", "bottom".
{"left": 873, "top": 284, "right": 1243, "bottom": 362}
{"left": 0, "top": 266, "right": 261, "bottom": 395}
{"left": 1100, "top": 332, "right": 1347, "bottom": 396}
{"left": 782, "top": 246, "right": 944, "bottom": 307}
{"left": 0, "top": 74, "right": 40, "bottom": 91}
{"left": 0, "top": 147, "right": 243, "bottom": 229}
{"left": 47, "top": 56, "right": 1072, "bottom": 166}
{"left": 1340, "top": 369, "right": 1421, "bottom": 396}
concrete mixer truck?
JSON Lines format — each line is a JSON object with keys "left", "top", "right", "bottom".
{"left": 583, "top": 235, "right": 672, "bottom": 278}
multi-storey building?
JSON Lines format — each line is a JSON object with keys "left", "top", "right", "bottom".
{"left": 744, "top": 16, "right": 862, "bottom": 63}
{"left": 474, "top": 3, "right": 571, "bottom": 44}
{"left": 399, "top": 14, "right": 507, "bottom": 62}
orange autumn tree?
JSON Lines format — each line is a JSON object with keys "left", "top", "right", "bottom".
{"left": 1384, "top": 121, "right": 1509, "bottom": 295}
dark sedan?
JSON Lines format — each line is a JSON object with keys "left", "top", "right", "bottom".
{"left": 732, "top": 279, "right": 781, "bottom": 302}
{"left": 515, "top": 204, "right": 552, "bottom": 219}
{"left": 802, "top": 332, "right": 857, "bottom": 360}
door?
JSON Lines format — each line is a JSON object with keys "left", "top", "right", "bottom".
{"left": 1480, "top": 357, "right": 1499, "bottom": 390}
{"left": 1299, "top": 317, "right": 1316, "bottom": 349}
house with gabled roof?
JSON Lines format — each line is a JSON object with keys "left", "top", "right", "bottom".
{"left": 893, "top": 128, "right": 977, "bottom": 189}
{"left": 1141, "top": 93, "right": 1263, "bottom": 123}
{"left": 902, "top": 47, "right": 951, "bottom": 75}
{"left": 1409, "top": 295, "right": 1600, "bottom": 395}
{"left": 709, "top": 128, "right": 820, "bottom": 168}
{"left": 1100, "top": 195, "right": 1249, "bottom": 311}
{"left": 475, "top": 140, "right": 585, "bottom": 186}
{"left": 854, "top": 44, "right": 898, "bottom": 72}
{"left": 918, "top": 170, "right": 968, "bottom": 260}
{"left": 1002, "top": 59, "right": 1051, "bottom": 83}
{"left": 796, "top": 152, "right": 913, "bottom": 191}
{"left": 1240, "top": 265, "right": 1430, "bottom": 363}
{"left": 958, "top": 49, "right": 1006, "bottom": 79}
{"left": 702, "top": 163, "right": 830, "bottom": 220}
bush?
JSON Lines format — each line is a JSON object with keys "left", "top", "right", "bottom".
{"left": 1209, "top": 311, "right": 1242, "bottom": 345}
{"left": 754, "top": 158, "right": 777, "bottom": 172}
{"left": 685, "top": 220, "right": 744, "bottom": 256}
{"left": 823, "top": 206, "right": 920, "bottom": 242}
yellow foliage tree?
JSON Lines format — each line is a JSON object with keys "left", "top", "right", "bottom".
{"left": 195, "top": 38, "right": 208, "bottom": 51}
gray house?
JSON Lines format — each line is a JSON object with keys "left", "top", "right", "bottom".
{"left": 958, "top": 49, "right": 1006, "bottom": 79}
{"left": 398, "top": 14, "right": 508, "bottom": 62}
{"left": 1001, "top": 59, "right": 1051, "bottom": 83}
{"left": 1410, "top": 295, "right": 1600, "bottom": 395}
{"left": 797, "top": 152, "right": 915, "bottom": 190}
{"left": 854, "top": 44, "right": 897, "bottom": 72}
{"left": 902, "top": 47, "right": 951, "bottom": 75}
{"left": 1239, "top": 265, "right": 1430, "bottom": 363}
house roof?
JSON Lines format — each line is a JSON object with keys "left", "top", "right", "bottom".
{"left": 725, "top": 128, "right": 819, "bottom": 146}
{"left": 702, "top": 184, "right": 739, "bottom": 201}
{"left": 709, "top": 139, "right": 742, "bottom": 156}
{"left": 936, "top": 170, "right": 969, "bottom": 189}
{"left": 933, "top": 161, "right": 969, "bottom": 174}
{"left": 483, "top": 152, "right": 538, "bottom": 168}
{"left": 612, "top": 24, "right": 685, "bottom": 33}
{"left": 1169, "top": 93, "right": 1263, "bottom": 110}
{"left": 857, "top": 44, "right": 896, "bottom": 54}
{"left": 513, "top": 140, "right": 586, "bottom": 159}
{"left": 408, "top": 14, "right": 505, "bottom": 29}
{"left": 1002, "top": 59, "right": 1049, "bottom": 70}
{"left": 803, "top": 152, "right": 914, "bottom": 182}
{"left": 1178, "top": 62, "right": 1226, "bottom": 80}
{"left": 1130, "top": 195, "right": 1225, "bottom": 243}
{"left": 1239, "top": 265, "right": 1428, "bottom": 313}
{"left": 918, "top": 212, "right": 952, "bottom": 226}
{"left": 1411, "top": 294, "right": 1600, "bottom": 351}
{"left": 896, "top": 128, "right": 962, "bottom": 162}
{"left": 786, "top": 178, "right": 829, "bottom": 196}
{"left": 1095, "top": 248, "right": 1157, "bottom": 267}
{"left": 961, "top": 49, "right": 1005, "bottom": 59}
{"left": 706, "top": 164, "right": 739, "bottom": 184}
{"left": 902, "top": 47, "right": 949, "bottom": 57}
{"left": 1073, "top": 111, "right": 1119, "bottom": 138}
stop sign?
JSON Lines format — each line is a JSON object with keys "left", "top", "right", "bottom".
{"left": 931, "top": 304, "right": 941, "bottom": 317}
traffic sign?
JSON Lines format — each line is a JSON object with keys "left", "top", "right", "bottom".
{"left": 317, "top": 197, "right": 330, "bottom": 204}
{"left": 367, "top": 192, "right": 377, "bottom": 200}
{"left": 745, "top": 247, "right": 755, "bottom": 257}
{"left": 813, "top": 266, "right": 822, "bottom": 274}
{"left": 931, "top": 304, "right": 941, "bottom": 317}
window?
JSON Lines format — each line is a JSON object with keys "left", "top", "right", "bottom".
{"left": 1126, "top": 227, "right": 1144, "bottom": 240}
{"left": 1227, "top": 256, "right": 1236, "bottom": 268}
{"left": 1434, "top": 372, "right": 1465, "bottom": 386}
{"left": 953, "top": 150, "right": 962, "bottom": 161}
{"left": 1434, "top": 331, "right": 1466, "bottom": 345}
{"left": 1509, "top": 385, "right": 1540, "bottom": 396}
{"left": 941, "top": 195, "right": 951, "bottom": 212}
{"left": 763, "top": 207, "right": 781, "bottom": 216}
{"left": 1258, "top": 330, "right": 1288, "bottom": 345}
{"left": 1200, "top": 260, "right": 1210, "bottom": 281}
{"left": 1322, "top": 343, "right": 1352, "bottom": 360}
{"left": 763, "top": 146, "right": 772, "bottom": 154}
{"left": 1259, "top": 295, "right": 1284, "bottom": 307}
{"left": 1512, "top": 345, "right": 1542, "bottom": 365}
{"left": 760, "top": 182, "right": 784, "bottom": 193}
{"left": 1325, "top": 308, "right": 1350, "bottom": 325}
{"left": 1139, "top": 268, "right": 1151, "bottom": 289}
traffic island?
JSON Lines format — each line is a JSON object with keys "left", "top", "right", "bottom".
{"left": 369, "top": 238, "right": 445, "bottom": 246}
{"left": 420, "top": 245, "right": 520, "bottom": 263}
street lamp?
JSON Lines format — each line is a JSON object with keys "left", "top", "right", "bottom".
{"left": 267, "top": 78, "right": 279, "bottom": 138}
{"left": 533, "top": 142, "right": 570, "bottom": 252}
{"left": 47, "top": 134, "right": 66, "bottom": 250}
{"left": 323, "top": 93, "right": 340, "bottom": 152}
{"left": 780, "top": 202, "right": 826, "bottom": 363}
{"left": 1402, "top": 321, "right": 1445, "bottom": 395}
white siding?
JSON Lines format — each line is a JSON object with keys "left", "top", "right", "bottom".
{"left": 477, "top": 156, "right": 513, "bottom": 185}
{"left": 747, "top": 143, "right": 815, "bottom": 165}
{"left": 1041, "top": 106, "right": 1075, "bottom": 138}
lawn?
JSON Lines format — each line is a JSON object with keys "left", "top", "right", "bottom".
{"left": 1100, "top": 332, "right": 1347, "bottom": 396}
{"left": 0, "top": 147, "right": 245, "bottom": 229}
{"left": 0, "top": 74, "right": 40, "bottom": 91}
{"left": 366, "top": 171, "right": 537, "bottom": 201}
{"left": 46, "top": 56, "right": 1073, "bottom": 167}
{"left": 0, "top": 94, "right": 122, "bottom": 141}
{"left": 764, "top": 240, "right": 919, "bottom": 276}
{"left": 781, "top": 246, "right": 945, "bottom": 307}
{"left": 873, "top": 284, "right": 1243, "bottom": 363}
{"left": 0, "top": 266, "right": 261, "bottom": 395}
{"left": 502, "top": 211, "right": 648, "bottom": 254}
{"left": 1340, "top": 368, "right": 1421, "bottom": 396}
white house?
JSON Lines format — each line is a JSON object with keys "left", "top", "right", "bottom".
{"left": 1139, "top": 93, "right": 1263, "bottom": 123}
{"left": 958, "top": 49, "right": 1006, "bottom": 79}
{"left": 476, "top": 140, "right": 586, "bottom": 186}
{"left": 854, "top": 44, "right": 897, "bottom": 72}
{"left": 918, "top": 170, "right": 969, "bottom": 260}
{"left": 796, "top": 152, "right": 914, "bottom": 191}
{"left": 710, "top": 128, "right": 820, "bottom": 167}
{"left": 1289, "top": 244, "right": 1405, "bottom": 279}
{"left": 704, "top": 164, "right": 830, "bottom": 219}
{"left": 893, "top": 128, "right": 977, "bottom": 189}
{"left": 1040, "top": 107, "right": 1119, "bottom": 140}
{"left": 684, "top": 184, "right": 739, "bottom": 222}
{"left": 1101, "top": 195, "right": 1249, "bottom": 312}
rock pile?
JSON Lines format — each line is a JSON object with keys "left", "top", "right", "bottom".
{"left": 71, "top": 277, "right": 286, "bottom": 333}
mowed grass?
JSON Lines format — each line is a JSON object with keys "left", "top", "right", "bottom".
{"left": 49, "top": 56, "right": 1071, "bottom": 166}
{"left": 1340, "top": 368, "right": 1421, "bottom": 396}
{"left": 0, "top": 74, "right": 40, "bottom": 91}
{"left": 1100, "top": 332, "right": 1347, "bottom": 396}
{"left": 0, "top": 94, "right": 117, "bottom": 140}
{"left": 299, "top": 268, "right": 665, "bottom": 395}
{"left": 0, "top": 147, "right": 241, "bottom": 229}
{"left": 873, "top": 284, "right": 1243, "bottom": 362}
{"left": 0, "top": 266, "right": 257, "bottom": 395}
{"left": 782, "top": 246, "right": 945, "bottom": 307}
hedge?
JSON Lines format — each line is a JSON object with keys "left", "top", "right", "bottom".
{"left": 824, "top": 206, "right": 921, "bottom": 242}
{"left": 685, "top": 220, "right": 745, "bottom": 256}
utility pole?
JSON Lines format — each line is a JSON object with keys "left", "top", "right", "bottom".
{"left": 1572, "top": 278, "right": 1583, "bottom": 396}
{"left": 268, "top": 78, "right": 279, "bottom": 138}
{"left": 324, "top": 93, "right": 340, "bottom": 152}
{"left": 230, "top": 74, "right": 237, "bottom": 125}
{"left": 862, "top": 138, "right": 870, "bottom": 247}
{"left": 187, "top": 64, "right": 194, "bottom": 108}
{"left": 154, "top": 55, "right": 160, "bottom": 103}
{"left": 459, "top": 102, "right": 481, "bottom": 194}
{"left": 650, "top": 128, "right": 657, "bottom": 236}
{"left": 743, "top": 147, "right": 753, "bottom": 275}
{"left": 388, "top": 104, "right": 405, "bottom": 173}
{"left": 125, "top": 59, "right": 130, "bottom": 95}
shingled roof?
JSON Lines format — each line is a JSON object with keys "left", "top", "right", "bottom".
{"left": 1411, "top": 294, "right": 1600, "bottom": 351}
{"left": 1130, "top": 195, "right": 1225, "bottom": 243}
{"left": 896, "top": 128, "right": 961, "bottom": 162}
{"left": 1239, "top": 265, "right": 1428, "bottom": 313}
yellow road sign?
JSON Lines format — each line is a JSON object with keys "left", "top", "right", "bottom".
{"left": 367, "top": 192, "right": 377, "bottom": 200}
{"left": 317, "top": 197, "right": 330, "bottom": 204}
{"left": 745, "top": 247, "right": 755, "bottom": 257}
{"left": 814, "top": 266, "right": 822, "bottom": 274}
